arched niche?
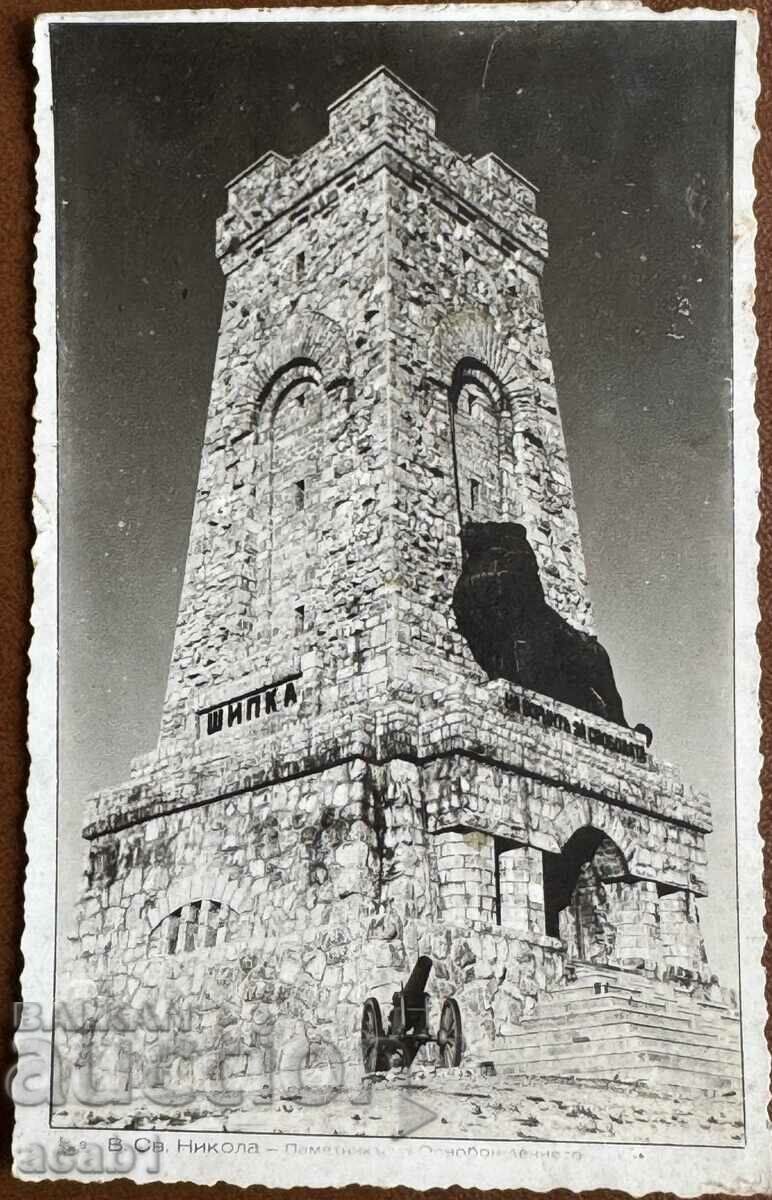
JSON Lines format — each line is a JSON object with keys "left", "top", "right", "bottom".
{"left": 257, "top": 362, "right": 328, "bottom": 644}
{"left": 446, "top": 356, "right": 519, "bottom": 528}
{"left": 543, "top": 826, "right": 630, "bottom": 964}
{"left": 425, "top": 305, "right": 593, "bottom": 636}
{"left": 249, "top": 310, "right": 350, "bottom": 402}
{"left": 245, "top": 351, "right": 350, "bottom": 655}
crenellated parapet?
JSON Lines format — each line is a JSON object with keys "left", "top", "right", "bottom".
{"left": 216, "top": 67, "right": 546, "bottom": 277}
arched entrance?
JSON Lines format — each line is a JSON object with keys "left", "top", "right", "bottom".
{"left": 543, "top": 827, "right": 629, "bottom": 966}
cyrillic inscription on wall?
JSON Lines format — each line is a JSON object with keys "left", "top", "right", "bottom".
{"left": 197, "top": 673, "right": 300, "bottom": 737}
{"left": 504, "top": 691, "right": 647, "bottom": 763}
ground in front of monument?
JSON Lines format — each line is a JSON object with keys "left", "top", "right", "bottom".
{"left": 54, "top": 1064, "right": 743, "bottom": 1146}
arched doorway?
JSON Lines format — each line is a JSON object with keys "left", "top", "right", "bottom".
{"left": 543, "top": 827, "right": 629, "bottom": 966}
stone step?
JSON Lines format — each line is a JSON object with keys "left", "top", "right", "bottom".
{"left": 562, "top": 967, "right": 663, "bottom": 986}
{"left": 557, "top": 980, "right": 686, "bottom": 1005}
{"left": 536, "top": 989, "right": 738, "bottom": 1024}
{"left": 559, "top": 968, "right": 736, "bottom": 1010}
{"left": 518, "top": 1005, "right": 740, "bottom": 1046}
{"left": 489, "top": 1045, "right": 742, "bottom": 1090}
{"left": 571, "top": 962, "right": 649, "bottom": 978}
{"left": 489, "top": 1058, "right": 741, "bottom": 1095}
{"left": 488, "top": 1033, "right": 741, "bottom": 1071}
{"left": 532, "top": 994, "right": 694, "bottom": 1024}
{"left": 494, "top": 1017, "right": 741, "bottom": 1056}
{"left": 528, "top": 998, "right": 691, "bottom": 1027}
{"left": 556, "top": 970, "right": 727, "bottom": 996}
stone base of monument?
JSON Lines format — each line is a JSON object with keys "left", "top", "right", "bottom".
{"left": 482, "top": 964, "right": 741, "bottom": 1094}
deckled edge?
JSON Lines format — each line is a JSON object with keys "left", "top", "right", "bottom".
{"left": 13, "top": 9, "right": 60, "bottom": 1181}
{"left": 15, "top": 4, "right": 769, "bottom": 1192}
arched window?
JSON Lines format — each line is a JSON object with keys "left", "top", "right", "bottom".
{"left": 447, "top": 357, "right": 518, "bottom": 528}
{"left": 265, "top": 367, "right": 326, "bottom": 644}
{"left": 248, "top": 358, "right": 341, "bottom": 654}
{"left": 148, "top": 899, "right": 239, "bottom": 957}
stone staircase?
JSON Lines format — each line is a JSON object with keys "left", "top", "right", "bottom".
{"left": 486, "top": 964, "right": 742, "bottom": 1094}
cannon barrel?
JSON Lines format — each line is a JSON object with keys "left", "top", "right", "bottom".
{"left": 402, "top": 955, "right": 433, "bottom": 1008}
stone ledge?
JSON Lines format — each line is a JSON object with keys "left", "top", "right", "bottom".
{"left": 82, "top": 693, "right": 710, "bottom": 903}
{"left": 219, "top": 139, "right": 547, "bottom": 278}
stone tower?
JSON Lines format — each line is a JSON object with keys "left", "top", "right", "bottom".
{"left": 71, "top": 69, "right": 739, "bottom": 1103}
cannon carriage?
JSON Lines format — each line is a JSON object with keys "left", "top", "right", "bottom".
{"left": 360, "top": 955, "right": 463, "bottom": 1072}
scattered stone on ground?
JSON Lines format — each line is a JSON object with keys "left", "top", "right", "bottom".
{"left": 55, "top": 1066, "right": 743, "bottom": 1146}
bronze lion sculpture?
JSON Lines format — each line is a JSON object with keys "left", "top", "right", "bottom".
{"left": 452, "top": 521, "right": 631, "bottom": 728}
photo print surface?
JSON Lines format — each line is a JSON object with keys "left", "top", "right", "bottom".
{"left": 19, "top": 7, "right": 767, "bottom": 1192}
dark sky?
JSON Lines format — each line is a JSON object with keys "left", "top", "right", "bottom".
{"left": 50, "top": 17, "right": 737, "bottom": 982}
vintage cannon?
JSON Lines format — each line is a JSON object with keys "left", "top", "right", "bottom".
{"left": 360, "top": 955, "right": 463, "bottom": 1072}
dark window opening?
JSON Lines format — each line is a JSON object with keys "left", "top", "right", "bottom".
{"left": 166, "top": 913, "right": 180, "bottom": 956}
{"left": 295, "top": 605, "right": 305, "bottom": 635}
{"left": 184, "top": 900, "right": 202, "bottom": 953}
{"left": 542, "top": 827, "right": 628, "bottom": 945}
{"left": 470, "top": 479, "right": 479, "bottom": 509}
{"left": 493, "top": 837, "right": 505, "bottom": 926}
{"left": 295, "top": 479, "right": 306, "bottom": 511}
{"left": 296, "top": 251, "right": 305, "bottom": 281}
{"left": 154, "top": 899, "right": 230, "bottom": 957}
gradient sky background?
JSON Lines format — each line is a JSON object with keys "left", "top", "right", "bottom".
{"left": 50, "top": 17, "right": 737, "bottom": 983}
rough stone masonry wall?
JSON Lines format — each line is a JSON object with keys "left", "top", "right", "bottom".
{"left": 87, "top": 675, "right": 709, "bottom": 901}
{"left": 161, "top": 165, "right": 393, "bottom": 742}
{"left": 69, "top": 739, "right": 709, "bottom": 1108}
{"left": 382, "top": 123, "right": 594, "bottom": 694}
{"left": 163, "top": 65, "right": 594, "bottom": 743}
{"left": 74, "top": 763, "right": 384, "bottom": 1079}
{"left": 70, "top": 736, "right": 712, "bottom": 1108}
{"left": 426, "top": 823, "right": 701, "bottom": 979}
{"left": 368, "top": 99, "right": 595, "bottom": 697}
{"left": 658, "top": 889, "right": 709, "bottom": 978}
{"left": 68, "top": 753, "right": 568, "bottom": 1101}
{"left": 217, "top": 71, "right": 540, "bottom": 274}
{"left": 424, "top": 754, "right": 708, "bottom": 896}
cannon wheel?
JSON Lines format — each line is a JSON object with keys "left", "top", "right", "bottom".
{"left": 361, "top": 997, "right": 385, "bottom": 1073}
{"left": 438, "top": 997, "right": 462, "bottom": 1068}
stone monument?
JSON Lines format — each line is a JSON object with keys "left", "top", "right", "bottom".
{"left": 70, "top": 68, "right": 740, "bottom": 1104}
